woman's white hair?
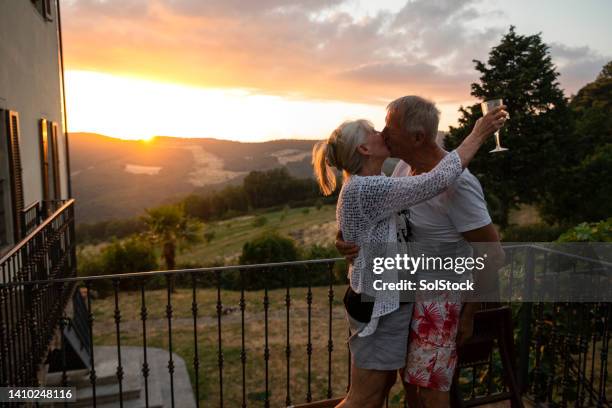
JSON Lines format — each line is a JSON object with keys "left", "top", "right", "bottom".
{"left": 312, "top": 119, "right": 375, "bottom": 195}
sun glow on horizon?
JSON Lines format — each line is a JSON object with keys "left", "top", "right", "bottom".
{"left": 64, "top": 70, "right": 397, "bottom": 142}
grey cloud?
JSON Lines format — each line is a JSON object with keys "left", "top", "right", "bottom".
{"left": 550, "top": 43, "right": 593, "bottom": 60}
{"left": 338, "top": 61, "right": 473, "bottom": 96}
{"left": 550, "top": 43, "right": 610, "bottom": 94}
{"left": 164, "top": 0, "right": 344, "bottom": 17}
{"left": 61, "top": 0, "right": 607, "bottom": 103}
{"left": 341, "top": 62, "right": 440, "bottom": 82}
{"left": 389, "top": 0, "right": 503, "bottom": 71}
{"left": 392, "top": 0, "right": 478, "bottom": 27}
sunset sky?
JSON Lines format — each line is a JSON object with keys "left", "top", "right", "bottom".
{"left": 62, "top": 0, "right": 612, "bottom": 142}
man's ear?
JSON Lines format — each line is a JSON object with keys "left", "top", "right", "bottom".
{"left": 413, "top": 130, "right": 427, "bottom": 146}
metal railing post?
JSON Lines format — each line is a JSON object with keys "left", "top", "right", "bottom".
{"left": 518, "top": 246, "right": 535, "bottom": 393}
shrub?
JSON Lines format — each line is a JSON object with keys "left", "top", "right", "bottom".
{"left": 204, "top": 230, "right": 216, "bottom": 243}
{"left": 557, "top": 218, "right": 612, "bottom": 242}
{"left": 77, "top": 248, "right": 104, "bottom": 278}
{"left": 252, "top": 215, "right": 268, "bottom": 227}
{"left": 78, "top": 236, "right": 158, "bottom": 296}
{"left": 301, "top": 244, "right": 346, "bottom": 286}
{"left": 502, "top": 223, "right": 568, "bottom": 242}
{"left": 239, "top": 232, "right": 299, "bottom": 289}
{"left": 240, "top": 232, "right": 299, "bottom": 265}
{"left": 76, "top": 218, "right": 147, "bottom": 244}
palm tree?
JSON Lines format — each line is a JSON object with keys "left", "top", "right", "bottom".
{"left": 141, "top": 203, "right": 203, "bottom": 291}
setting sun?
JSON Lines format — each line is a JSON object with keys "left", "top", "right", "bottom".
{"left": 65, "top": 70, "right": 390, "bottom": 141}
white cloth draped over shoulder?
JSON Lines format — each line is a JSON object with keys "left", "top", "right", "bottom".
{"left": 337, "top": 150, "right": 463, "bottom": 337}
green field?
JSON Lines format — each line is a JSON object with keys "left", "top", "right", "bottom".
{"left": 179, "top": 204, "right": 337, "bottom": 265}
{"left": 78, "top": 204, "right": 338, "bottom": 268}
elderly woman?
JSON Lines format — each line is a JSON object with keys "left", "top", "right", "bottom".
{"left": 311, "top": 106, "right": 506, "bottom": 408}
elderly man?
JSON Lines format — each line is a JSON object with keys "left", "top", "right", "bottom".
{"left": 337, "top": 96, "right": 504, "bottom": 408}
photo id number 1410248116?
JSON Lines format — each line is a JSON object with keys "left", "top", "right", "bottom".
{"left": 0, "top": 387, "right": 76, "bottom": 403}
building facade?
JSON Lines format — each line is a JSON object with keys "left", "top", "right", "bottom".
{"left": 0, "top": 0, "right": 70, "bottom": 254}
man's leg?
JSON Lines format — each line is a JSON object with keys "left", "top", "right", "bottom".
{"left": 402, "top": 382, "right": 421, "bottom": 408}
{"left": 400, "top": 383, "right": 450, "bottom": 408}
{"left": 419, "top": 388, "right": 450, "bottom": 408}
{"left": 402, "top": 295, "right": 459, "bottom": 408}
{"left": 335, "top": 365, "right": 396, "bottom": 408}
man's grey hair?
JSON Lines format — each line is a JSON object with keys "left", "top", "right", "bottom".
{"left": 386, "top": 96, "right": 440, "bottom": 140}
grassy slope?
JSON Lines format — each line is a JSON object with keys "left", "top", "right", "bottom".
{"left": 78, "top": 204, "right": 338, "bottom": 268}
{"left": 176, "top": 205, "right": 337, "bottom": 266}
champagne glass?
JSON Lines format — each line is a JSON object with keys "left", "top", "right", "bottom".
{"left": 481, "top": 98, "right": 508, "bottom": 153}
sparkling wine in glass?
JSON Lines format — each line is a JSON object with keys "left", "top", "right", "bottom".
{"left": 481, "top": 98, "right": 508, "bottom": 153}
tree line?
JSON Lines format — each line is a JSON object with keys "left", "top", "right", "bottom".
{"left": 182, "top": 167, "right": 337, "bottom": 221}
{"left": 77, "top": 167, "right": 338, "bottom": 244}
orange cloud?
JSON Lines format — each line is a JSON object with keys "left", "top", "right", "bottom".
{"left": 61, "top": 0, "right": 493, "bottom": 106}
{"left": 61, "top": 0, "right": 608, "bottom": 140}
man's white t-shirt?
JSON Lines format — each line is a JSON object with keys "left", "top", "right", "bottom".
{"left": 391, "top": 158, "right": 492, "bottom": 249}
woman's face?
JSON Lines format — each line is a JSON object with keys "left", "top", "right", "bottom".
{"left": 363, "top": 128, "right": 390, "bottom": 160}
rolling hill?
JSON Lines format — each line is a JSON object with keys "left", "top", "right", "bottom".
{"left": 69, "top": 133, "right": 321, "bottom": 224}
{"left": 69, "top": 133, "right": 407, "bottom": 224}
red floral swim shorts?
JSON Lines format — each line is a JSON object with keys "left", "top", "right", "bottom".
{"left": 404, "top": 292, "right": 462, "bottom": 391}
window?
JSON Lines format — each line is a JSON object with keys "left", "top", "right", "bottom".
{"left": 50, "top": 121, "right": 61, "bottom": 199}
{"left": 1, "top": 110, "right": 24, "bottom": 243}
{"left": 44, "top": 0, "right": 54, "bottom": 21}
{"left": 40, "top": 119, "right": 61, "bottom": 212}
{"left": 0, "top": 110, "right": 10, "bottom": 246}
{"left": 6, "top": 111, "right": 24, "bottom": 242}
{"left": 39, "top": 118, "right": 50, "bottom": 203}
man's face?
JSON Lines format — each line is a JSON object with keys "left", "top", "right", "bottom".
{"left": 382, "top": 111, "right": 417, "bottom": 159}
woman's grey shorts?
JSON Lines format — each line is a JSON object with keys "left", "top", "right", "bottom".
{"left": 346, "top": 303, "right": 413, "bottom": 371}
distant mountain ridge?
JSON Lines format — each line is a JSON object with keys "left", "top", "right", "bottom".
{"left": 69, "top": 131, "right": 436, "bottom": 224}
{"left": 70, "top": 133, "right": 318, "bottom": 224}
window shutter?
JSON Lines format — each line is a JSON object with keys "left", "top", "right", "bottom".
{"left": 43, "top": 0, "right": 53, "bottom": 21}
{"left": 0, "top": 110, "right": 7, "bottom": 245}
{"left": 6, "top": 111, "right": 24, "bottom": 241}
{"left": 0, "top": 193, "right": 6, "bottom": 244}
{"left": 51, "top": 122, "right": 61, "bottom": 199}
{"left": 39, "top": 118, "right": 50, "bottom": 203}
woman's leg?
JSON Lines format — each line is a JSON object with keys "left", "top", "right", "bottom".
{"left": 336, "top": 364, "right": 396, "bottom": 408}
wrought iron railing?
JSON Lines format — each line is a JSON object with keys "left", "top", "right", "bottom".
{"left": 20, "top": 199, "right": 68, "bottom": 239}
{"left": 507, "top": 245, "right": 611, "bottom": 407}
{"left": 0, "top": 199, "right": 78, "bottom": 386}
{"left": 0, "top": 241, "right": 609, "bottom": 407}
{"left": 454, "top": 244, "right": 611, "bottom": 407}
{"left": 21, "top": 201, "right": 41, "bottom": 239}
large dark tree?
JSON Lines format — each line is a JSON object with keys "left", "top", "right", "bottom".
{"left": 445, "top": 26, "right": 572, "bottom": 227}
{"left": 540, "top": 61, "right": 612, "bottom": 223}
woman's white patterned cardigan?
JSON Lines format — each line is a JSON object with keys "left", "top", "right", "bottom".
{"left": 337, "top": 150, "right": 463, "bottom": 337}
